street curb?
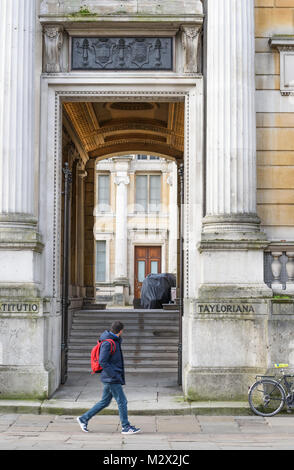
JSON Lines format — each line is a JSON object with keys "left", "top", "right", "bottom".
{"left": 0, "top": 399, "right": 253, "bottom": 416}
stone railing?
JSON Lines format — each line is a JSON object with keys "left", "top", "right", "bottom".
{"left": 264, "top": 245, "right": 294, "bottom": 294}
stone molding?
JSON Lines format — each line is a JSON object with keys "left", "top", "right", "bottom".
{"left": 181, "top": 24, "right": 202, "bottom": 74}
{"left": 269, "top": 36, "right": 294, "bottom": 96}
{"left": 43, "top": 25, "right": 64, "bottom": 73}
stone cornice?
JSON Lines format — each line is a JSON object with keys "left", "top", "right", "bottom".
{"left": 269, "top": 36, "right": 294, "bottom": 49}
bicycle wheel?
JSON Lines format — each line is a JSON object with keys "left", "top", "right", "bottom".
{"left": 248, "top": 379, "right": 286, "bottom": 417}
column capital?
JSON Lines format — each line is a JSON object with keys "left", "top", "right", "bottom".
{"left": 114, "top": 175, "right": 130, "bottom": 186}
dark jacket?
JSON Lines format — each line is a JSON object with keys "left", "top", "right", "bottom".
{"left": 99, "top": 330, "right": 125, "bottom": 385}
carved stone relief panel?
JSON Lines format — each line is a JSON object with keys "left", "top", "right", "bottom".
{"left": 181, "top": 24, "right": 202, "bottom": 74}
{"left": 43, "top": 25, "right": 64, "bottom": 73}
{"left": 71, "top": 37, "right": 173, "bottom": 71}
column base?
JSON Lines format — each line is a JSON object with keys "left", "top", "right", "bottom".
{"left": 183, "top": 366, "right": 266, "bottom": 401}
{"left": 202, "top": 213, "right": 264, "bottom": 237}
{"left": 0, "top": 296, "right": 60, "bottom": 399}
{"left": 0, "top": 365, "right": 56, "bottom": 400}
{"left": 113, "top": 278, "right": 129, "bottom": 306}
{"left": 182, "top": 297, "right": 271, "bottom": 401}
{"left": 198, "top": 283, "right": 273, "bottom": 300}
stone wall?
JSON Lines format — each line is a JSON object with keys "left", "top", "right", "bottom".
{"left": 255, "top": 0, "right": 294, "bottom": 241}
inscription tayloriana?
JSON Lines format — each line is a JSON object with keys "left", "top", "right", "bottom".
{"left": 198, "top": 304, "right": 255, "bottom": 314}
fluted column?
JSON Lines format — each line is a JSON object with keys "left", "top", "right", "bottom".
{"left": 0, "top": 0, "right": 35, "bottom": 218}
{"left": 199, "top": 0, "right": 271, "bottom": 300}
{"left": 0, "top": 0, "right": 42, "bottom": 296}
{"left": 114, "top": 158, "right": 131, "bottom": 280}
{"left": 203, "top": 0, "right": 262, "bottom": 236}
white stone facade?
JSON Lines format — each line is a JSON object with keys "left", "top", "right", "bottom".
{"left": 0, "top": 0, "right": 294, "bottom": 400}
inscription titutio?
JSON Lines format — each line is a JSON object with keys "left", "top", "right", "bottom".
{"left": 71, "top": 37, "right": 173, "bottom": 70}
{"left": 0, "top": 303, "right": 39, "bottom": 313}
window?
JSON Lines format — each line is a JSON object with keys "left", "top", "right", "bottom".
{"left": 98, "top": 174, "right": 110, "bottom": 211}
{"left": 96, "top": 241, "right": 106, "bottom": 282}
{"left": 136, "top": 155, "right": 160, "bottom": 160}
{"left": 135, "top": 174, "right": 161, "bottom": 213}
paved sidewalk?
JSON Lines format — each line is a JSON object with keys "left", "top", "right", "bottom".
{"left": 1, "top": 414, "right": 294, "bottom": 450}
{"left": 0, "top": 372, "right": 251, "bottom": 416}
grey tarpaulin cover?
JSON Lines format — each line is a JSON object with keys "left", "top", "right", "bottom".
{"left": 140, "top": 273, "right": 176, "bottom": 309}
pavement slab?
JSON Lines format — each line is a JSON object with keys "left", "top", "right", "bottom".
{"left": 1, "top": 413, "right": 294, "bottom": 450}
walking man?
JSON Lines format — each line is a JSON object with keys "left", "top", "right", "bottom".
{"left": 77, "top": 321, "right": 141, "bottom": 434}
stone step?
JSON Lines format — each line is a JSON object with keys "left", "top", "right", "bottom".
{"left": 71, "top": 324, "right": 178, "bottom": 338}
{"left": 73, "top": 314, "right": 179, "bottom": 322}
{"left": 68, "top": 344, "right": 178, "bottom": 351}
{"left": 69, "top": 331, "right": 178, "bottom": 338}
{"left": 68, "top": 359, "right": 175, "bottom": 368}
{"left": 68, "top": 308, "right": 179, "bottom": 374}
{"left": 69, "top": 337, "right": 178, "bottom": 345}
{"left": 68, "top": 351, "right": 178, "bottom": 359}
{"left": 72, "top": 318, "right": 179, "bottom": 325}
{"left": 77, "top": 307, "right": 179, "bottom": 314}
{"left": 68, "top": 366, "right": 178, "bottom": 373}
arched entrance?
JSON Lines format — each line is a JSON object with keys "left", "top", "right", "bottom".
{"left": 61, "top": 99, "right": 184, "bottom": 383}
{"left": 39, "top": 81, "right": 203, "bottom": 395}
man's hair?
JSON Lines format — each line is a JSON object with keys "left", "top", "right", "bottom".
{"left": 110, "top": 321, "right": 124, "bottom": 334}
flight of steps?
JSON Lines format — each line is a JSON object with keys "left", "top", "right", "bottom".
{"left": 68, "top": 308, "right": 179, "bottom": 373}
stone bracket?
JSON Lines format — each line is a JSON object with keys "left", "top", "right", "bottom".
{"left": 269, "top": 36, "right": 294, "bottom": 96}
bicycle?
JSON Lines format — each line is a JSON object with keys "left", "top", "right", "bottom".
{"left": 248, "top": 364, "right": 294, "bottom": 417}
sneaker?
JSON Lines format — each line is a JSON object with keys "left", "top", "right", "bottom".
{"left": 77, "top": 416, "right": 89, "bottom": 433}
{"left": 121, "top": 425, "right": 141, "bottom": 434}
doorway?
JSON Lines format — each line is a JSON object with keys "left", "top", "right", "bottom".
{"left": 134, "top": 245, "right": 162, "bottom": 300}
{"left": 40, "top": 80, "right": 203, "bottom": 392}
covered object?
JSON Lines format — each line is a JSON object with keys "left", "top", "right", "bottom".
{"left": 140, "top": 273, "right": 176, "bottom": 309}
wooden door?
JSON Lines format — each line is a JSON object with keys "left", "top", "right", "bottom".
{"left": 134, "top": 246, "right": 161, "bottom": 299}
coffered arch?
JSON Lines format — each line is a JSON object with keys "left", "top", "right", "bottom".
{"left": 63, "top": 100, "right": 184, "bottom": 162}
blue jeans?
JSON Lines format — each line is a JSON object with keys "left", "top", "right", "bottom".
{"left": 80, "top": 383, "right": 130, "bottom": 428}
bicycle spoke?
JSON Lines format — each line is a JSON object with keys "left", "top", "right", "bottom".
{"left": 249, "top": 379, "right": 285, "bottom": 417}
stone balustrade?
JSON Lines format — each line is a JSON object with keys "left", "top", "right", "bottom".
{"left": 264, "top": 247, "right": 294, "bottom": 294}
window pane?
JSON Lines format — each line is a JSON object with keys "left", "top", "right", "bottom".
{"left": 137, "top": 155, "right": 147, "bottom": 160}
{"left": 138, "top": 261, "right": 145, "bottom": 282}
{"left": 98, "top": 175, "right": 110, "bottom": 210}
{"left": 150, "top": 261, "right": 158, "bottom": 274}
{"left": 96, "top": 241, "right": 106, "bottom": 282}
{"left": 149, "top": 175, "right": 161, "bottom": 211}
{"left": 136, "top": 175, "right": 148, "bottom": 212}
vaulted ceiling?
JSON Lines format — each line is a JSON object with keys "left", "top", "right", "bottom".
{"left": 63, "top": 101, "right": 184, "bottom": 161}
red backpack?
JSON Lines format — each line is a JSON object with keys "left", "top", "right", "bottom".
{"left": 90, "top": 339, "right": 116, "bottom": 374}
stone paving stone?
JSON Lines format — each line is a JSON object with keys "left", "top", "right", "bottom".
{"left": 45, "top": 422, "right": 84, "bottom": 432}
{"left": 82, "top": 444, "right": 124, "bottom": 450}
{"left": 169, "top": 441, "right": 220, "bottom": 450}
{"left": 156, "top": 415, "right": 200, "bottom": 433}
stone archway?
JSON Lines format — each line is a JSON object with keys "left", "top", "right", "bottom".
{"left": 38, "top": 81, "right": 203, "bottom": 393}
{"left": 62, "top": 99, "right": 185, "bottom": 306}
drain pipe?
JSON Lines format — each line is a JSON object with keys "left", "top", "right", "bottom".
{"left": 178, "top": 163, "right": 184, "bottom": 386}
{"left": 61, "top": 162, "right": 72, "bottom": 385}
